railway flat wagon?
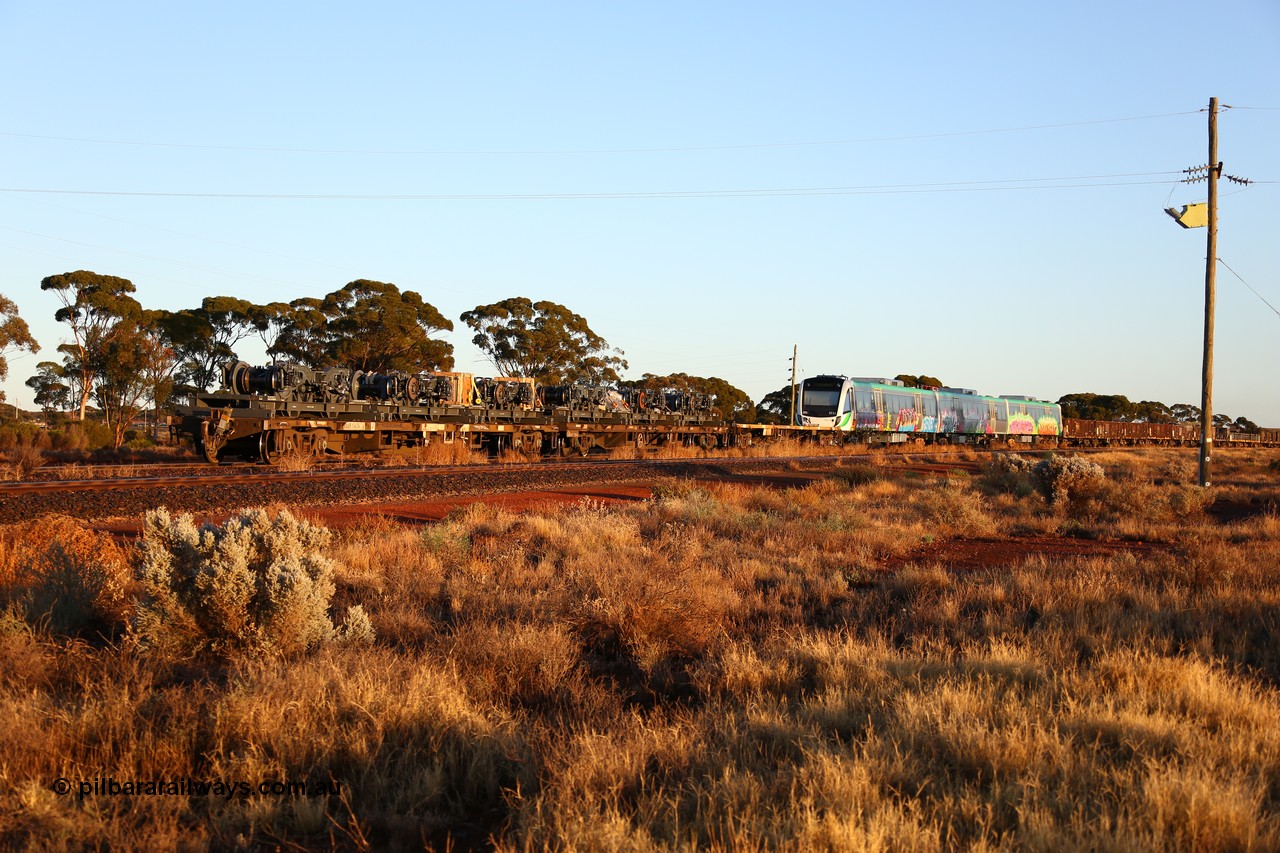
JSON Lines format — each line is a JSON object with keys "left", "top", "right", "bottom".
{"left": 171, "top": 361, "right": 740, "bottom": 464}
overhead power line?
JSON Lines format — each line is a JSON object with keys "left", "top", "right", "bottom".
{"left": 0, "top": 111, "right": 1201, "bottom": 156}
{"left": 0, "top": 172, "right": 1183, "bottom": 201}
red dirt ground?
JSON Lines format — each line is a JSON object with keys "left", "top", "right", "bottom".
{"left": 300, "top": 484, "right": 656, "bottom": 527}
{"left": 91, "top": 464, "right": 1173, "bottom": 571}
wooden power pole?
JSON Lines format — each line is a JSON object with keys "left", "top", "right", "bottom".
{"left": 789, "top": 345, "right": 798, "bottom": 425}
{"left": 1199, "top": 98, "right": 1219, "bottom": 488}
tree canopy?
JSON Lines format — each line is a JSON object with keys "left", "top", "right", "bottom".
{"left": 25, "top": 361, "right": 71, "bottom": 414}
{"left": 37, "top": 271, "right": 178, "bottom": 445}
{"left": 1056, "top": 393, "right": 1188, "bottom": 423}
{"left": 321, "top": 280, "right": 453, "bottom": 373}
{"left": 157, "top": 296, "right": 259, "bottom": 392}
{"left": 461, "top": 298, "right": 627, "bottom": 384}
{"left": 894, "top": 374, "right": 944, "bottom": 388}
{"left": 40, "top": 270, "right": 143, "bottom": 421}
{"left": 0, "top": 293, "right": 39, "bottom": 403}
{"left": 269, "top": 282, "right": 454, "bottom": 373}
{"left": 755, "top": 384, "right": 796, "bottom": 424}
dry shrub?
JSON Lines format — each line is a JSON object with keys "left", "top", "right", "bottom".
{"left": 572, "top": 551, "right": 738, "bottom": 677}
{"left": 0, "top": 606, "right": 56, "bottom": 690}
{"left": 0, "top": 515, "right": 132, "bottom": 636}
{"left": 1082, "top": 480, "right": 1215, "bottom": 526}
{"left": 914, "top": 480, "right": 998, "bottom": 536}
{"left": 647, "top": 439, "right": 705, "bottom": 461}
{"left": 887, "top": 564, "right": 953, "bottom": 602}
{"left": 4, "top": 439, "right": 45, "bottom": 480}
{"left": 135, "top": 507, "right": 372, "bottom": 661}
{"left": 273, "top": 450, "right": 314, "bottom": 472}
{"left": 449, "top": 621, "right": 580, "bottom": 705}
{"left": 979, "top": 453, "right": 1039, "bottom": 497}
{"left": 411, "top": 439, "right": 485, "bottom": 467}
{"left": 830, "top": 464, "right": 882, "bottom": 487}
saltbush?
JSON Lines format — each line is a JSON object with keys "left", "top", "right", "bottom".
{"left": 1032, "top": 455, "right": 1107, "bottom": 507}
{"left": 135, "top": 507, "right": 373, "bottom": 661}
{"left": 981, "top": 454, "right": 1107, "bottom": 508}
{"left": 980, "top": 454, "right": 1039, "bottom": 497}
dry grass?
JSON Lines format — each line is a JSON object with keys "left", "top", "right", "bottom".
{"left": 1, "top": 440, "right": 45, "bottom": 481}
{"left": 1, "top": 448, "right": 1279, "bottom": 848}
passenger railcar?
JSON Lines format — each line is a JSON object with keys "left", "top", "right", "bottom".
{"left": 795, "top": 375, "right": 1062, "bottom": 445}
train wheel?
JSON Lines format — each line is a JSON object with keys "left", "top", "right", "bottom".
{"left": 260, "top": 431, "right": 298, "bottom": 465}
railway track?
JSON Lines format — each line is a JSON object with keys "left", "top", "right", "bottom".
{"left": 1, "top": 455, "right": 901, "bottom": 525}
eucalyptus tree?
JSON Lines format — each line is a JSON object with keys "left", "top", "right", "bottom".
{"left": 0, "top": 293, "right": 39, "bottom": 404}
{"left": 461, "top": 297, "right": 626, "bottom": 384}
{"left": 321, "top": 280, "right": 453, "bottom": 373}
{"left": 158, "top": 296, "right": 259, "bottom": 392}
{"left": 40, "top": 271, "right": 142, "bottom": 421}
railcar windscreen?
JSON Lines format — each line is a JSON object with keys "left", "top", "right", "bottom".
{"left": 801, "top": 387, "right": 841, "bottom": 417}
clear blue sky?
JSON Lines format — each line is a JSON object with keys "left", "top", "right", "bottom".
{"left": 2, "top": 1, "right": 1278, "bottom": 424}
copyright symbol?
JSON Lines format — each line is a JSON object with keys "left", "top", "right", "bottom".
{"left": 52, "top": 778, "right": 71, "bottom": 796}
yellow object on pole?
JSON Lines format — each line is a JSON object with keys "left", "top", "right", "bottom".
{"left": 1165, "top": 203, "right": 1208, "bottom": 229}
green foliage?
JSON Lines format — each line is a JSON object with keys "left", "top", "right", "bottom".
{"left": 267, "top": 282, "right": 454, "bottom": 374}
{"left": 135, "top": 507, "right": 373, "bottom": 661}
{"left": 894, "top": 373, "right": 943, "bottom": 388}
{"left": 322, "top": 280, "right": 454, "bottom": 373}
{"left": 156, "top": 296, "right": 258, "bottom": 392}
{"left": 25, "top": 361, "right": 71, "bottom": 414}
{"left": 38, "top": 270, "right": 173, "bottom": 443}
{"left": 96, "top": 314, "right": 176, "bottom": 449}
{"left": 1058, "top": 393, "right": 1202, "bottom": 425}
{"left": 755, "top": 383, "right": 796, "bottom": 424}
{"left": 47, "top": 419, "right": 115, "bottom": 452}
{"left": 0, "top": 293, "right": 40, "bottom": 401}
{"left": 461, "top": 297, "right": 627, "bottom": 384}
{"left": 1233, "top": 416, "right": 1260, "bottom": 432}
{"left": 0, "top": 421, "right": 47, "bottom": 453}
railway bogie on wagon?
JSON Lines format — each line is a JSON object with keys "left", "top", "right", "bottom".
{"left": 172, "top": 361, "right": 743, "bottom": 464}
